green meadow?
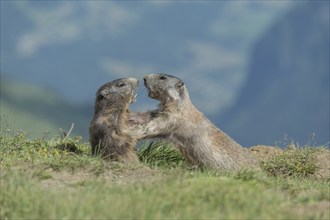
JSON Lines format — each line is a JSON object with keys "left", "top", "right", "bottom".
{"left": 0, "top": 130, "right": 329, "bottom": 219}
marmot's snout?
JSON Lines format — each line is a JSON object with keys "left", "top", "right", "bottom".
{"left": 143, "top": 75, "right": 152, "bottom": 91}
{"left": 127, "top": 77, "right": 139, "bottom": 84}
{"left": 126, "top": 78, "right": 139, "bottom": 90}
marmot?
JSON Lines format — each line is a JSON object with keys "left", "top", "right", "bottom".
{"left": 131, "top": 73, "right": 257, "bottom": 170}
{"left": 89, "top": 78, "right": 140, "bottom": 163}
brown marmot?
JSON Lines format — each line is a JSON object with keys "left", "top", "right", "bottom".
{"left": 131, "top": 73, "right": 257, "bottom": 170}
{"left": 89, "top": 78, "right": 140, "bottom": 163}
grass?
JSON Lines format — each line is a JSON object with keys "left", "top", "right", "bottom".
{"left": 138, "top": 141, "right": 187, "bottom": 168}
{"left": 261, "top": 147, "right": 318, "bottom": 178}
{"left": 0, "top": 130, "right": 329, "bottom": 219}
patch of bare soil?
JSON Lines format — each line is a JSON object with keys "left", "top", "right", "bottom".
{"left": 40, "top": 165, "right": 161, "bottom": 191}
{"left": 40, "top": 170, "right": 92, "bottom": 191}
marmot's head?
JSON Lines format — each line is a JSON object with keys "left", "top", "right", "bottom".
{"left": 144, "top": 73, "right": 187, "bottom": 104}
{"left": 94, "top": 78, "right": 139, "bottom": 113}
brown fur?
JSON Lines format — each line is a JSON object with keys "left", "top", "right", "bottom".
{"left": 89, "top": 78, "right": 140, "bottom": 163}
{"left": 129, "top": 73, "right": 257, "bottom": 170}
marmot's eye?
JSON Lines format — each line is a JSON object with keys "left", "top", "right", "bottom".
{"left": 117, "top": 82, "right": 126, "bottom": 87}
{"left": 159, "top": 75, "right": 167, "bottom": 80}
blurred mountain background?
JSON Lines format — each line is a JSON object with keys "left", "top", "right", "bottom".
{"left": 218, "top": 0, "right": 329, "bottom": 146}
{"left": 1, "top": 1, "right": 329, "bottom": 146}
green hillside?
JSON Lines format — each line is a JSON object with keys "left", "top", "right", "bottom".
{"left": 1, "top": 101, "right": 59, "bottom": 137}
{"left": 0, "top": 76, "right": 91, "bottom": 139}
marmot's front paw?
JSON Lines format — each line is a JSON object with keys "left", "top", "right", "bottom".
{"left": 128, "top": 112, "right": 152, "bottom": 125}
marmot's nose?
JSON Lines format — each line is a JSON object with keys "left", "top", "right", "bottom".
{"left": 143, "top": 76, "right": 147, "bottom": 84}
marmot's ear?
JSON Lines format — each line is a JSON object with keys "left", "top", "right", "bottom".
{"left": 176, "top": 81, "right": 185, "bottom": 97}
{"left": 176, "top": 81, "right": 184, "bottom": 89}
{"left": 100, "top": 89, "right": 110, "bottom": 98}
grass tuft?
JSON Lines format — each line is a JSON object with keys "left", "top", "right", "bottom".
{"left": 234, "top": 169, "right": 260, "bottom": 181}
{"left": 261, "top": 146, "right": 320, "bottom": 178}
{"left": 0, "top": 130, "right": 101, "bottom": 172}
{"left": 138, "top": 141, "right": 187, "bottom": 168}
